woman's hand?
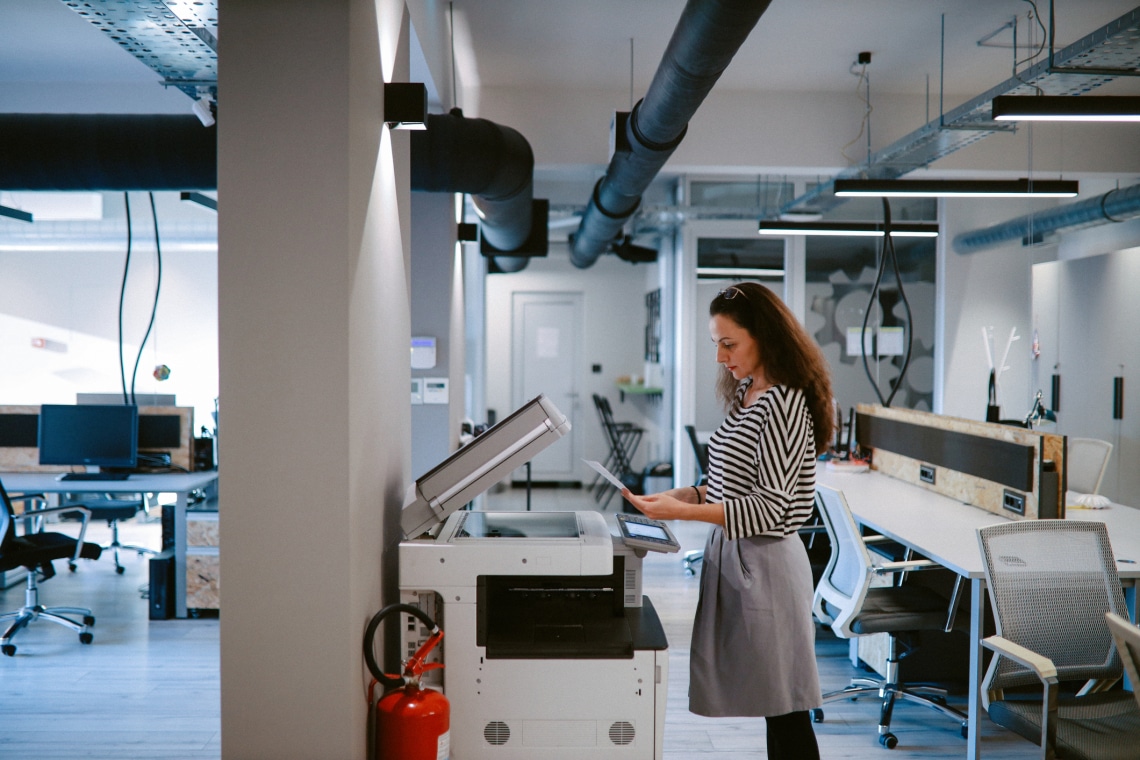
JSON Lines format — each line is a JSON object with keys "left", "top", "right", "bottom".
{"left": 621, "top": 489, "right": 686, "bottom": 521}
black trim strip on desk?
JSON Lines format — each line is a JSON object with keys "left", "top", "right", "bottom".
{"left": 856, "top": 413, "right": 1035, "bottom": 492}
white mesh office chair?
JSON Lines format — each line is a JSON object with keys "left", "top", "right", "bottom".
{"left": 812, "top": 486, "right": 967, "bottom": 749}
{"left": 1106, "top": 612, "right": 1140, "bottom": 711}
{"left": 1066, "top": 437, "right": 1113, "bottom": 495}
{"left": 978, "top": 520, "right": 1140, "bottom": 760}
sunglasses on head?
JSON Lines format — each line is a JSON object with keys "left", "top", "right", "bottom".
{"left": 717, "top": 285, "right": 749, "bottom": 301}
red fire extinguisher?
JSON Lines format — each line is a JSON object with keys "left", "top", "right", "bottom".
{"left": 364, "top": 603, "right": 449, "bottom": 760}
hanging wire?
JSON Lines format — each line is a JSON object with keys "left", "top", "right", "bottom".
{"left": 118, "top": 192, "right": 133, "bottom": 404}
{"left": 840, "top": 59, "right": 872, "bottom": 167}
{"left": 860, "top": 198, "right": 914, "bottom": 408}
{"left": 129, "top": 192, "right": 164, "bottom": 405}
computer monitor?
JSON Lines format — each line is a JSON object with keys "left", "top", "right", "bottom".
{"left": 37, "top": 404, "right": 139, "bottom": 469}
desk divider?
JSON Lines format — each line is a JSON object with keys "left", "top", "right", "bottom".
{"left": 0, "top": 404, "right": 195, "bottom": 473}
{"left": 854, "top": 404, "right": 1065, "bottom": 520}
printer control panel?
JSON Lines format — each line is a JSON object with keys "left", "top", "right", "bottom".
{"left": 615, "top": 513, "right": 680, "bottom": 554}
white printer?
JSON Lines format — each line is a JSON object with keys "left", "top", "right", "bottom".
{"left": 399, "top": 395, "right": 674, "bottom": 759}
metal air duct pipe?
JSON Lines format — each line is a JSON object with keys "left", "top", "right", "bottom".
{"left": 0, "top": 115, "right": 216, "bottom": 190}
{"left": 411, "top": 109, "right": 535, "bottom": 273}
{"left": 953, "top": 183, "right": 1140, "bottom": 253}
{"left": 570, "top": 0, "right": 772, "bottom": 269}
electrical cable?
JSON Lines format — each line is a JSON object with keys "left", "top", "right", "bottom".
{"left": 129, "top": 192, "right": 163, "bottom": 405}
{"left": 118, "top": 192, "right": 133, "bottom": 405}
{"left": 840, "top": 60, "right": 872, "bottom": 166}
{"left": 859, "top": 198, "right": 914, "bottom": 408}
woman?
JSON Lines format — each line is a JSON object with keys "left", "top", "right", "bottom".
{"left": 623, "top": 282, "right": 834, "bottom": 759}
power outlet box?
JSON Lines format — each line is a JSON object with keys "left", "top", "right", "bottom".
{"left": 919, "top": 463, "right": 936, "bottom": 485}
{"left": 1003, "top": 489, "right": 1026, "bottom": 515}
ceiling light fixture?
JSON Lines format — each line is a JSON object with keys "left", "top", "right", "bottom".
{"left": 758, "top": 221, "right": 938, "bottom": 238}
{"left": 992, "top": 95, "right": 1140, "bottom": 122}
{"left": 384, "top": 82, "right": 428, "bottom": 130}
{"left": 696, "top": 267, "right": 785, "bottom": 278}
{"left": 834, "top": 178, "right": 1079, "bottom": 198}
{"left": 0, "top": 204, "right": 33, "bottom": 223}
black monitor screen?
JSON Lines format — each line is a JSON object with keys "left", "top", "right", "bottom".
{"left": 37, "top": 404, "right": 139, "bottom": 468}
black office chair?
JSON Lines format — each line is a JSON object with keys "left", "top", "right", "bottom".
{"left": 978, "top": 520, "right": 1140, "bottom": 760}
{"left": 591, "top": 394, "right": 643, "bottom": 509}
{"left": 61, "top": 492, "right": 153, "bottom": 574}
{"left": 812, "top": 485, "right": 967, "bottom": 749}
{"left": 0, "top": 477, "right": 102, "bottom": 656}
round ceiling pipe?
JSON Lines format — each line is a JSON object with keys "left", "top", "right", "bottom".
{"left": 0, "top": 114, "right": 216, "bottom": 191}
{"left": 570, "top": 0, "right": 773, "bottom": 269}
{"left": 411, "top": 109, "right": 535, "bottom": 272}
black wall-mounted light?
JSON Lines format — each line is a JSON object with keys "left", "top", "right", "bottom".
{"left": 834, "top": 178, "right": 1079, "bottom": 198}
{"left": 383, "top": 82, "right": 428, "bottom": 130}
{"left": 992, "top": 95, "right": 1140, "bottom": 122}
{"left": 456, "top": 222, "right": 479, "bottom": 242}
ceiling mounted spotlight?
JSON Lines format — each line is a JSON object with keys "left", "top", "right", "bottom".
{"left": 758, "top": 220, "right": 938, "bottom": 238}
{"left": 834, "top": 178, "right": 1080, "bottom": 198}
{"left": 384, "top": 82, "right": 428, "bottom": 130}
{"left": 992, "top": 95, "right": 1140, "bottom": 122}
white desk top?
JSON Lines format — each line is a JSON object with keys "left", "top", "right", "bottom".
{"left": 818, "top": 468, "right": 1140, "bottom": 580}
{"left": 1, "top": 471, "right": 217, "bottom": 494}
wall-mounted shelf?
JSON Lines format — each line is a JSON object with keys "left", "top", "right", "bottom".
{"left": 617, "top": 383, "right": 663, "bottom": 402}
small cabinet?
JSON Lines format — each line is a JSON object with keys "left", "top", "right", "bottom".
{"left": 185, "top": 510, "right": 219, "bottom": 612}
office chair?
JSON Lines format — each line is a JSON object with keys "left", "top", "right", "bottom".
{"left": 811, "top": 485, "right": 967, "bottom": 749}
{"left": 681, "top": 425, "right": 708, "bottom": 575}
{"left": 1066, "top": 437, "right": 1113, "bottom": 495}
{"left": 590, "top": 394, "right": 643, "bottom": 509}
{"left": 0, "top": 477, "right": 102, "bottom": 656}
{"left": 1106, "top": 612, "right": 1140, "bottom": 712}
{"left": 61, "top": 492, "right": 154, "bottom": 574}
{"left": 977, "top": 520, "right": 1140, "bottom": 760}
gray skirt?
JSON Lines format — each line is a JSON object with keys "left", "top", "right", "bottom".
{"left": 689, "top": 526, "right": 822, "bottom": 717}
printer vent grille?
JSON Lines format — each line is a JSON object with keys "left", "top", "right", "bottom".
{"left": 608, "top": 721, "right": 635, "bottom": 746}
{"left": 484, "top": 720, "right": 511, "bottom": 745}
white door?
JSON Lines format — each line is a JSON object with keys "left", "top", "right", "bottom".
{"left": 511, "top": 291, "right": 581, "bottom": 482}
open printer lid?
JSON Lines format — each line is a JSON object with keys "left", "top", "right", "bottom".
{"left": 401, "top": 395, "right": 571, "bottom": 538}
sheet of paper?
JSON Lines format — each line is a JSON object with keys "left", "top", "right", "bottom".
{"left": 584, "top": 459, "right": 626, "bottom": 491}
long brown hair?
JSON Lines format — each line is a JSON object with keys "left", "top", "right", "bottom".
{"left": 710, "top": 282, "right": 835, "bottom": 452}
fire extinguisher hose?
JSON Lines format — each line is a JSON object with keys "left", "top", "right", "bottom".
{"left": 363, "top": 603, "right": 440, "bottom": 689}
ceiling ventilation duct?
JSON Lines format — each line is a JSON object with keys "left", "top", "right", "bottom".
{"left": 411, "top": 109, "right": 538, "bottom": 273}
{"left": 0, "top": 115, "right": 216, "bottom": 190}
{"left": 570, "top": 0, "right": 773, "bottom": 269}
{"left": 953, "top": 183, "right": 1140, "bottom": 253}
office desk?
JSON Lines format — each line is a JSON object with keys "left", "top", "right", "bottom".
{"left": 818, "top": 468, "right": 1140, "bottom": 760}
{"left": 1, "top": 471, "right": 219, "bottom": 619}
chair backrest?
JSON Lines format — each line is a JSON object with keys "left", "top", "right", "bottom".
{"left": 1067, "top": 437, "right": 1113, "bottom": 495}
{"left": 1106, "top": 612, "right": 1140, "bottom": 711}
{"left": 812, "top": 485, "right": 875, "bottom": 638}
{"left": 0, "top": 478, "right": 16, "bottom": 552}
{"left": 978, "top": 520, "right": 1127, "bottom": 694}
{"left": 684, "top": 425, "right": 709, "bottom": 479}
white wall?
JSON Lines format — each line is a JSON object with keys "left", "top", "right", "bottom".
{"left": 216, "top": 1, "right": 449, "bottom": 757}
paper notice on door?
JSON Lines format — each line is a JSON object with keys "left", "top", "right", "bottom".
{"left": 536, "top": 327, "right": 560, "bottom": 358}
{"left": 846, "top": 327, "right": 873, "bottom": 357}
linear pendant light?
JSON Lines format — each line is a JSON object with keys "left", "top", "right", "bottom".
{"left": 833, "top": 178, "right": 1079, "bottom": 198}
{"left": 758, "top": 221, "right": 939, "bottom": 238}
{"left": 992, "top": 95, "right": 1140, "bottom": 122}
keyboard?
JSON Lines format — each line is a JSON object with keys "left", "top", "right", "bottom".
{"left": 59, "top": 472, "right": 131, "bottom": 481}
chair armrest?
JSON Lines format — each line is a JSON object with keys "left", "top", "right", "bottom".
{"left": 982, "top": 635, "right": 1058, "bottom": 681}
{"left": 872, "top": 558, "right": 939, "bottom": 574}
{"left": 982, "top": 635, "right": 1060, "bottom": 755}
{"left": 16, "top": 505, "right": 94, "bottom": 564}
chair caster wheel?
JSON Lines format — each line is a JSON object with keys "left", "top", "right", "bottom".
{"left": 960, "top": 723, "right": 969, "bottom": 739}
{"left": 115, "top": 566, "right": 125, "bottom": 575}
{"left": 810, "top": 708, "right": 824, "bottom": 723}
{"left": 84, "top": 615, "right": 96, "bottom": 627}
{"left": 879, "top": 733, "right": 898, "bottom": 749}
{"left": 69, "top": 563, "right": 77, "bottom": 572}
{"left": 79, "top": 632, "right": 93, "bottom": 645}
{"left": 2, "top": 644, "right": 15, "bottom": 657}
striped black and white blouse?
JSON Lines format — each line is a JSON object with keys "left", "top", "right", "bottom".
{"left": 705, "top": 383, "right": 817, "bottom": 541}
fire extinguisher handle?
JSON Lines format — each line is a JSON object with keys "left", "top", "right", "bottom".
{"left": 363, "top": 603, "right": 440, "bottom": 688}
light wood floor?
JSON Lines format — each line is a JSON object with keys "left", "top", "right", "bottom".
{"left": 0, "top": 486, "right": 1041, "bottom": 758}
